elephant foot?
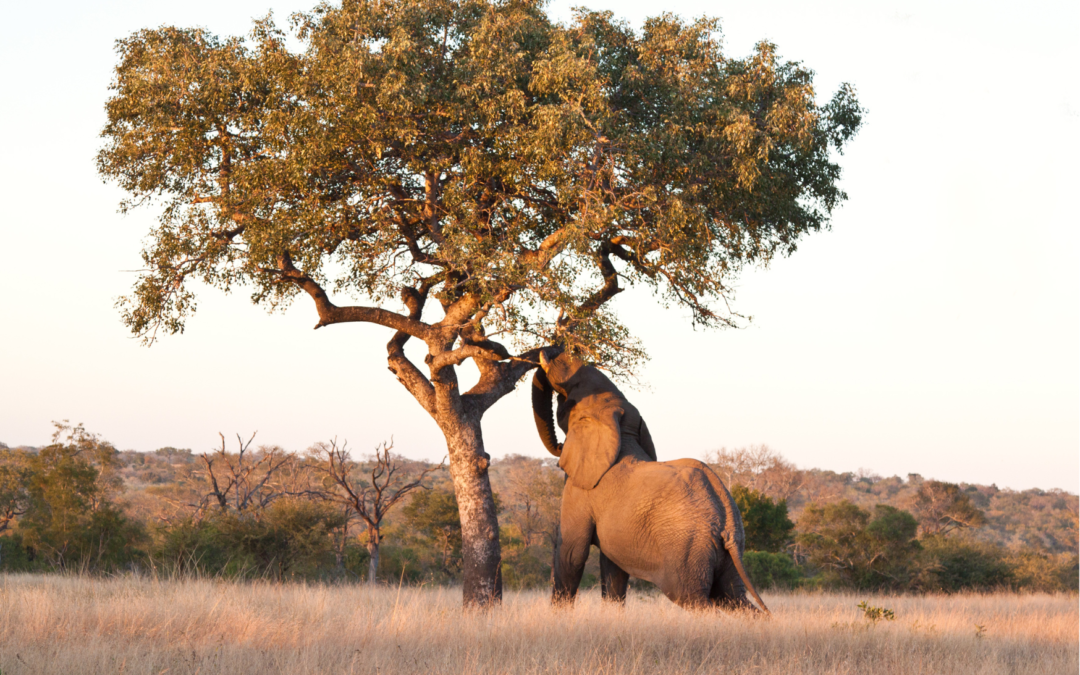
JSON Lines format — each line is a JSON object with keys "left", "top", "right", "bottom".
{"left": 551, "top": 588, "right": 578, "bottom": 608}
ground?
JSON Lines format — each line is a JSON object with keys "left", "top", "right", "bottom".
{"left": 0, "top": 575, "right": 1074, "bottom": 674}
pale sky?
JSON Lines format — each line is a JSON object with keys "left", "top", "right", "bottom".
{"left": 1, "top": 0, "right": 1076, "bottom": 492}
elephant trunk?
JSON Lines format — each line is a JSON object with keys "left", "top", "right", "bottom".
{"left": 531, "top": 369, "right": 562, "bottom": 457}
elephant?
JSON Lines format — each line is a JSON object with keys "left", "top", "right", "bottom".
{"left": 531, "top": 350, "right": 769, "bottom": 613}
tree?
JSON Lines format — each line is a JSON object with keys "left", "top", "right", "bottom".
{"left": 194, "top": 433, "right": 298, "bottom": 518}
{"left": 731, "top": 485, "right": 794, "bottom": 553}
{"left": 0, "top": 449, "right": 32, "bottom": 569}
{"left": 919, "top": 534, "right": 1013, "bottom": 592}
{"left": 314, "top": 439, "right": 440, "bottom": 582}
{"left": 795, "top": 501, "right": 922, "bottom": 590}
{"left": 908, "top": 480, "right": 986, "bottom": 536}
{"left": 18, "top": 422, "right": 144, "bottom": 571}
{"left": 0, "top": 449, "right": 30, "bottom": 535}
{"left": 98, "top": 0, "right": 862, "bottom": 606}
{"left": 708, "top": 446, "right": 804, "bottom": 502}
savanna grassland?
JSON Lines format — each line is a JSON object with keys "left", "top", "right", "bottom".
{"left": 0, "top": 574, "right": 1075, "bottom": 675}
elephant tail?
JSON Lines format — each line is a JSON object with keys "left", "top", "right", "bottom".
{"left": 712, "top": 474, "right": 770, "bottom": 615}
{"left": 721, "top": 533, "right": 770, "bottom": 615}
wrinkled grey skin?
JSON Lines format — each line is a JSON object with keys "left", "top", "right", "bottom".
{"left": 532, "top": 352, "right": 768, "bottom": 613}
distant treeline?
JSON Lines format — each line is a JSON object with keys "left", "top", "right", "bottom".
{"left": 1, "top": 426, "right": 1076, "bottom": 593}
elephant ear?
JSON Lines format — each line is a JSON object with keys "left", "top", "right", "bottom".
{"left": 558, "top": 402, "right": 624, "bottom": 490}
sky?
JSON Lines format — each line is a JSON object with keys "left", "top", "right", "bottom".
{"left": 0, "top": 0, "right": 1076, "bottom": 492}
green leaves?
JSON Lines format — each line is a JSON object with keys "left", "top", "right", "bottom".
{"left": 797, "top": 501, "right": 922, "bottom": 591}
{"left": 732, "top": 484, "right": 795, "bottom": 553}
{"left": 15, "top": 423, "right": 143, "bottom": 572}
{"left": 100, "top": 0, "right": 862, "bottom": 373}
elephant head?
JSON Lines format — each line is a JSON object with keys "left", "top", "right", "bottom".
{"left": 532, "top": 351, "right": 626, "bottom": 490}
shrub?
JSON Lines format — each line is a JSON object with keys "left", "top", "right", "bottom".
{"left": 796, "top": 501, "right": 922, "bottom": 591}
{"left": 0, "top": 533, "right": 38, "bottom": 572}
{"left": 1006, "top": 549, "right": 1079, "bottom": 593}
{"left": 150, "top": 500, "right": 343, "bottom": 580}
{"left": 743, "top": 551, "right": 802, "bottom": 590}
{"left": 732, "top": 485, "right": 795, "bottom": 553}
{"left": 920, "top": 534, "right": 1013, "bottom": 592}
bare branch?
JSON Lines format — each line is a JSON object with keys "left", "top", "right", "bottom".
{"left": 272, "top": 252, "right": 434, "bottom": 339}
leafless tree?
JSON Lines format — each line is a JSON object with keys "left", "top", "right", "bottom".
{"left": 314, "top": 439, "right": 441, "bottom": 583}
{"left": 706, "top": 445, "right": 804, "bottom": 501}
{"left": 156, "top": 432, "right": 303, "bottom": 522}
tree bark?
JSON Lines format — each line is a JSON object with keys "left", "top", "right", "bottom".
{"left": 366, "top": 527, "right": 380, "bottom": 584}
{"left": 439, "top": 414, "right": 502, "bottom": 608}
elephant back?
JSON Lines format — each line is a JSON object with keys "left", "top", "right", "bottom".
{"left": 616, "top": 403, "right": 657, "bottom": 462}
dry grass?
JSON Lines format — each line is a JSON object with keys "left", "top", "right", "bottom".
{"left": 0, "top": 574, "right": 1075, "bottom": 674}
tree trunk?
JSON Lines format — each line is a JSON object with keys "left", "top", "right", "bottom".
{"left": 439, "top": 415, "right": 502, "bottom": 608}
{"left": 366, "top": 528, "right": 380, "bottom": 584}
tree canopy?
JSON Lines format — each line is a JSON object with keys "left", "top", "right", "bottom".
{"left": 99, "top": 0, "right": 861, "bottom": 374}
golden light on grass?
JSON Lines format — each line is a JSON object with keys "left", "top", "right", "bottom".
{"left": 0, "top": 574, "right": 1075, "bottom": 674}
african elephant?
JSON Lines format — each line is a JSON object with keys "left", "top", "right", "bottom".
{"left": 531, "top": 351, "right": 768, "bottom": 613}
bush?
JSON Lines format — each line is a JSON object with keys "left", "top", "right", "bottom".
{"left": 150, "top": 517, "right": 232, "bottom": 576}
{"left": 0, "top": 533, "right": 39, "bottom": 572}
{"left": 499, "top": 526, "right": 552, "bottom": 590}
{"left": 743, "top": 551, "right": 802, "bottom": 590}
{"left": 921, "top": 534, "right": 1013, "bottom": 592}
{"left": 732, "top": 485, "right": 795, "bottom": 553}
{"left": 149, "top": 500, "right": 344, "bottom": 580}
{"left": 1006, "top": 550, "right": 1079, "bottom": 593}
{"left": 796, "top": 501, "right": 922, "bottom": 591}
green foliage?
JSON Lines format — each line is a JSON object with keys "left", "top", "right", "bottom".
{"left": 493, "top": 455, "right": 561, "bottom": 589}
{"left": 150, "top": 500, "right": 345, "bottom": 580}
{"left": 796, "top": 501, "right": 923, "bottom": 591}
{"left": 5, "top": 432, "right": 1073, "bottom": 592}
{"left": 234, "top": 499, "right": 346, "bottom": 579}
{"left": 17, "top": 423, "right": 144, "bottom": 572}
{"left": 499, "top": 527, "right": 552, "bottom": 590}
{"left": 920, "top": 534, "right": 1013, "bottom": 592}
{"left": 742, "top": 551, "right": 802, "bottom": 590}
{"left": 0, "top": 449, "right": 30, "bottom": 535}
{"left": 0, "top": 533, "right": 37, "bottom": 572}
{"left": 857, "top": 601, "right": 896, "bottom": 623}
{"left": 1004, "top": 549, "right": 1079, "bottom": 593}
{"left": 98, "top": 0, "right": 863, "bottom": 370}
{"left": 150, "top": 517, "right": 231, "bottom": 575}
{"left": 732, "top": 485, "right": 794, "bottom": 552}
{"left": 400, "top": 488, "right": 464, "bottom": 581}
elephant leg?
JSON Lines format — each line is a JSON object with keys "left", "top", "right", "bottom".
{"left": 710, "top": 558, "right": 756, "bottom": 611}
{"left": 662, "top": 572, "right": 713, "bottom": 611}
{"left": 552, "top": 516, "right": 593, "bottom": 606}
{"left": 599, "top": 551, "right": 629, "bottom": 604}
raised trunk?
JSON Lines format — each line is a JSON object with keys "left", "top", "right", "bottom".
{"left": 366, "top": 527, "right": 380, "bottom": 584}
{"left": 438, "top": 414, "right": 502, "bottom": 608}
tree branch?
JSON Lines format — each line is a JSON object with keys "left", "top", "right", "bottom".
{"left": 274, "top": 252, "right": 434, "bottom": 339}
{"left": 386, "top": 279, "right": 438, "bottom": 415}
{"left": 557, "top": 242, "right": 622, "bottom": 334}
{"left": 462, "top": 346, "right": 551, "bottom": 415}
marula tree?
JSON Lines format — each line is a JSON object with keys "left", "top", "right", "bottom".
{"left": 99, "top": 0, "right": 862, "bottom": 606}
